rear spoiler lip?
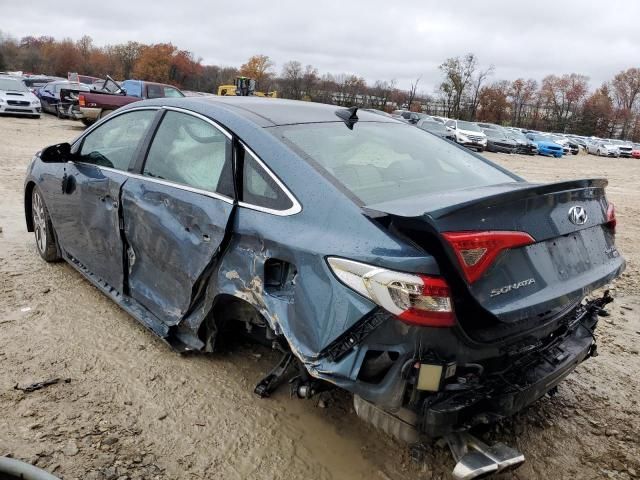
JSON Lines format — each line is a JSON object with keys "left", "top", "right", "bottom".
{"left": 363, "top": 178, "right": 609, "bottom": 221}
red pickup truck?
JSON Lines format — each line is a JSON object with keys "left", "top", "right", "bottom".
{"left": 77, "top": 78, "right": 184, "bottom": 126}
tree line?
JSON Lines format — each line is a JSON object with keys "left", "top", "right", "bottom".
{"left": 1, "top": 32, "right": 638, "bottom": 140}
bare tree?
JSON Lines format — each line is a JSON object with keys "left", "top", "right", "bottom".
{"left": 438, "top": 53, "right": 477, "bottom": 118}
{"left": 508, "top": 78, "right": 538, "bottom": 126}
{"left": 407, "top": 76, "right": 421, "bottom": 111}
{"left": 280, "top": 60, "right": 304, "bottom": 99}
{"left": 468, "top": 65, "right": 494, "bottom": 120}
{"left": 301, "top": 64, "right": 319, "bottom": 100}
{"left": 611, "top": 68, "right": 640, "bottom": 138}
{"left": 540, "top": 73, "right": 589, "bottom": 131}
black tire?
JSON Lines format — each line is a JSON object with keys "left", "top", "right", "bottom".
{"left": 31, "top": 187, "right": 61, "bottom": 262}
{"left": 81, "top": 118, "right": 95, "bottom": 127}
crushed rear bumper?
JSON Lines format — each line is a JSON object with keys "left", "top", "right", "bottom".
{"left": 419, "top": 304, "right": 598, "bottom": 437}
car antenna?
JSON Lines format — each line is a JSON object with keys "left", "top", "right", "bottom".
{"left": 335, "top": 106, "right": 359, "bottom": 130}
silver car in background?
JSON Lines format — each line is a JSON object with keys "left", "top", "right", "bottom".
{"left": 0, "top": 76, "right": 41, "bottom": 118}
{"left": 587, "top": 140, "right": 619, "bottom": 157}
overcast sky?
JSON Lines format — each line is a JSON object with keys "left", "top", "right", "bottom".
{"left": 2, "top": 0, "right": 639, "bottom": 92}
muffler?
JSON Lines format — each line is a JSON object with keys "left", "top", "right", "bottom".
{"left": 446, "top": 432, "right": 525, "bottom": 479}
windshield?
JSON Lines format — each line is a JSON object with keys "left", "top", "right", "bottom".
{"left": 528, "top": 134, "right": 551, "bottom": 142}
{"left": 274, "top": 122, "right": 515, "bottom": 205}
{"left": 54, "top": 83, "right": 90, "bottom": 93}
{"left": 483, "top": 129, "right": 507, "bottom": 139}
{"left": 456, "top": 121, "right": 482, "bottom": 132}
{"left": 418, "top": 121, "right": 448, "bottom": 133}
{"left": 0, "top": 78, "right": 28, "bottom": 92}
{"left": 507, "top": 130, "right": 527, "bottom": 141}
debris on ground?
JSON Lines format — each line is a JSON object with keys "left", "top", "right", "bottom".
{"left": 14, "top": 378, "right": 71, "bottom": 393}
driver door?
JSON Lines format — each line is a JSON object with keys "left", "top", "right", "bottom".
{"left": 49, "top": 108, "right": 159, "bottom": 292}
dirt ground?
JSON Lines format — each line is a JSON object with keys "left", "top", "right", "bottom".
{"left": 0, "top": 114, "right": 638, "bottom": 480}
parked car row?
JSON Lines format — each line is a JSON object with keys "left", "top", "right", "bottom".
{"left": 0, "top": 72, "right": 185, "bottom": 126}
{"left": 391, "top": 109, "right": 638, "bottom": 160}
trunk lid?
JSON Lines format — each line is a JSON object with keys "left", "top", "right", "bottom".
{"left": 365, "top": 179, "right": 625, "bottom": 341}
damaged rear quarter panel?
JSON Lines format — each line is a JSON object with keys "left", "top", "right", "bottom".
{"left": 113, "top": 98, "right": 441, "bottom": 381}
{"left": 189, "top": 123, "right": 439, "bottom": 377}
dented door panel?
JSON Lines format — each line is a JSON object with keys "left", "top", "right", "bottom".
{"left": 121, "top": 178, "right": 233, "bottom": 326}
{"left": 49, "top": 162, "right": 127, "bottom": 292}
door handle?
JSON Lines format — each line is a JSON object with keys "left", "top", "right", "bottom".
{"left": 99, "top": 195, "right": 118, "bottom": 208}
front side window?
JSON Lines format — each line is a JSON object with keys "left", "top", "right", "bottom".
{"left": 143, "top": 111, "right": 232, "bottom": 195}
{"left": 274, "top": 122, "right": 516, "bottom": 205}
{"left": 79, "top": 110, "right": 156, "bottom": 170}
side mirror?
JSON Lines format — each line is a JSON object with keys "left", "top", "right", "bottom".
{"left": 40, "top": 142, "right": 71, "bottom": 163}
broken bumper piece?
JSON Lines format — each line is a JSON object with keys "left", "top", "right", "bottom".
{"left": 420, "top": 308, "right": 597, "bottom": 437}
{"left": 447, "top": 432, "right": 525, "bottom": 479}
{"left": 353, "top": 306, "right": 599, "bottom": 441}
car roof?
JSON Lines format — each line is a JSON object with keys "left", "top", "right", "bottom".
{"left": 153, "top": 96, "right": 403, "bottom": 127}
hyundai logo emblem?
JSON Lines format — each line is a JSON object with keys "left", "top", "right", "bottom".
{"left": 568, "top": 206, "right": 588, "bottom": 225}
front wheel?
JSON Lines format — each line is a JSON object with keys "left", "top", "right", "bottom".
{"left": 32, "top": 187, "right": 61, "bottom": 262}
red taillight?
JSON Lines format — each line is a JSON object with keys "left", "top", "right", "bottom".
{"left": 78, "top": 94, "right": 86, "bottom": 107}
{"left": 327, "top": 258, "right": 455, "bottom": 328}
{"left": 443, "top": 231, "right": 535, "bottom": 283}
{"left": 397, "top": 275, "right": 455, "bottom": 327}
{"left": 606, "top": 202, "right": 616, "bottom": 232}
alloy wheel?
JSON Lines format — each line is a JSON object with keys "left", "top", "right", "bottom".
{"left": 32, "top": 190, "right": 47, "bottom": 253}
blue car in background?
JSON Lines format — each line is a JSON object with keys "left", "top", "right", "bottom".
{"left": 36, "top": 81, "right": 90, "bottom": 116}
{"left": 526, "top": 133, "right": 564, "bottom": 157}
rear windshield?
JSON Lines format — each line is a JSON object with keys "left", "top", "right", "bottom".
{"left": 273, "top": 122, "right": 515, "bottom": 205}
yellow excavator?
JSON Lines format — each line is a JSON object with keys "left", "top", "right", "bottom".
{"left": 217, "top": 76, "right": 277, "bottom": 98}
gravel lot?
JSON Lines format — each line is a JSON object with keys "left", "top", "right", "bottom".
{"left": 1, "top": 114, "right": 638, "bottom": 480}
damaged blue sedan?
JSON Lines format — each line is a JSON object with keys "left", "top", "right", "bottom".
{"left": 25, "top": 97, "right": 624, "bottom": 478}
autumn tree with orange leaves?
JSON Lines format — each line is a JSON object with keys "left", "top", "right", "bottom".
{"left": 239, "top": 54, "right": 274, "bottom": 90}
{"left": 1, "top": 31, "right": 640, "bottom": 140}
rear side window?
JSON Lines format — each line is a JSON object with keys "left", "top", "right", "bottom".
{"left": 79, "top": 110, "right": 156, "bottom": 170}
{"left": 241, "top": 148, "right": 294, "bottom": 212}
{"left": 143, "top": 111, "right": 232, "bottom": 195}
{"left": 274, "top": 122, "right": 515, "bottom": 205}
{"left": 146, "top": 84, "right": 184, "bottom": 99}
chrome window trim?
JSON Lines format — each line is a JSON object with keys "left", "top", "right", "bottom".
{"left": 161, "top": 106, "right": 233, "bottom": 140}
{"left": 70, "top": 162, "right": 234, "bottom": 205}
{"left": 71, "top": 104, "right": 300, "bottom": 215}
{"left": 238, "top": 143, "right": 302, "bottom": 216}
